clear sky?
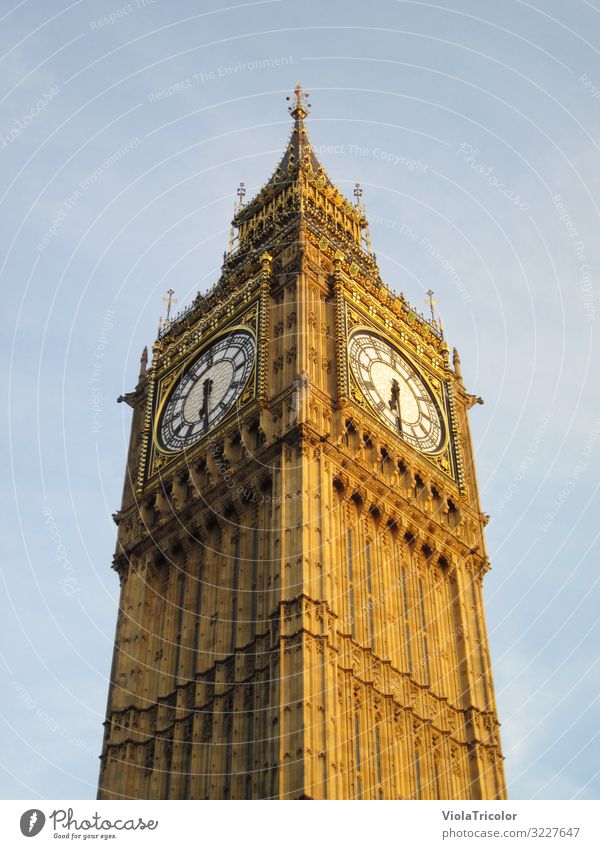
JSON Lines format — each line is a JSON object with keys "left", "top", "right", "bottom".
{"left": 1, "top": 0, "right": 599, "bottom": 800}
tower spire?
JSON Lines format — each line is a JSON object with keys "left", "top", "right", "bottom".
{"left": 229, "top": 85, "right": 371, "bottom": 266}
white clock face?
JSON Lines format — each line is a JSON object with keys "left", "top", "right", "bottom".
{"left": 348, "top": 331, "right": 444, "bottom": 454}
{"left": 159, "top": 330, "right": 255, "bottom": 451}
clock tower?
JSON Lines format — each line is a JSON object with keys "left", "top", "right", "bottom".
{"left": 98, "top": 86, "right": 507, "bottom": 800}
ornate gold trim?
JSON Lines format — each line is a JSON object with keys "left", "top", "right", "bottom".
{"left": 333, "top": 261, "right": 348, "bottom": 408}
{"left": 135, "top": 365, "right": 155, "bottom": 496}
{"left": 447, "top": 381, "right": 466, "bottom": 495}
{"left": 257, "top": 252, "right": 271, "bottom": 408}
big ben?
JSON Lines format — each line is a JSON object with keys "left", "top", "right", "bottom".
{"left": 97, "top": 86, "right": 507, "bottom": 800}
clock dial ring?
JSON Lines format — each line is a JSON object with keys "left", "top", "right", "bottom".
{"left": 157, "top": 328, "right": 256, "bottom": 452}
{"left": 348, "top": 330, "right": 446, "bottom": 455}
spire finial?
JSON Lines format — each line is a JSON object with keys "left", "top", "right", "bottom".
{"left": 228, "top": 182, "right": 246, "bottom": 255}
{"left": 425, "top": 288, "right": 438, "bottom": 322}
{"left": 287, "top": 83, "right": 310, "bottom": 122}
{"left": 236, "top": 181, "right": 246, "bottom": 210}
{"left": 162, "top": 288, "right": 178, "bottom": 322}
{"left": 354, "top": 183, "right": 373, "bottom": 256}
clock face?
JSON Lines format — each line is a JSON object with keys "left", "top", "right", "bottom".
{"left": 158, "top": 330, "right": 255, "bottom": 451}
{"left": 348, "top": 331, "right": 444, "bottom": 454}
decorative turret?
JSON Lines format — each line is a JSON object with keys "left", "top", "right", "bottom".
{"left": 138, "top": 345, "right": 148, "bottom": 381}
{"left": 453, "top": 346, "right": 463, "bottom": 381}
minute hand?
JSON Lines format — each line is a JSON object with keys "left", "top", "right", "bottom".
{"left": 389, "top": 378, "right": 403, "bottom": 435}
{"left": 199, "top": 378, "right": 213, "bottom": 430}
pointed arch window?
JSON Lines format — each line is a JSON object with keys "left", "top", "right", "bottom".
{"left": 401, "top": 568, "right": 413, "bottom": 675}
{"left": 418, "top": 576, "right": 431, "bottom": 687}
{"left": 354, "top": 713, "right": 362, "bottom": 800}
{"left": 347, "top": 528, "right": 355, "bottom": 639}
{"left": 366, "top": 539, "right": 375, "bottom": 650}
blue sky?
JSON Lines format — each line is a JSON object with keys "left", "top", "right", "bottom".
{"left": 1, "top": 0, "right": 599, "bottom": 800}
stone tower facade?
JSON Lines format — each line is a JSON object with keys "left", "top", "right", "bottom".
{"left": 97, "top": 86, "right": 507, "bottom": 800}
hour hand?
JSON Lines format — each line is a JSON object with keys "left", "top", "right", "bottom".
{"left": 198, "top": 378, "right": 213, "bottom": 428}
{"left": 389, "top": 378, "right": 402, "bottom": 434}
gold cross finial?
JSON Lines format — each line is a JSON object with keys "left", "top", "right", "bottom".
{"left": 287, "top": 83, "right": 310, "bottom": 122}
{"left": 425, "top": 288, "right": 438, "bottom": 322}
{"left": 162, "top": 287, "right": 178, "bottom": 321}
{"left": 354, "top": 183, "right": 363, "bottom": 206}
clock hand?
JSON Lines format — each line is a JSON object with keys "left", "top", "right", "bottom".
{"left": 389, "top": 378, "right": 403, "bottom": 435}
{"left": 199, "top": 378, "right": 213, "bottom": 430}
